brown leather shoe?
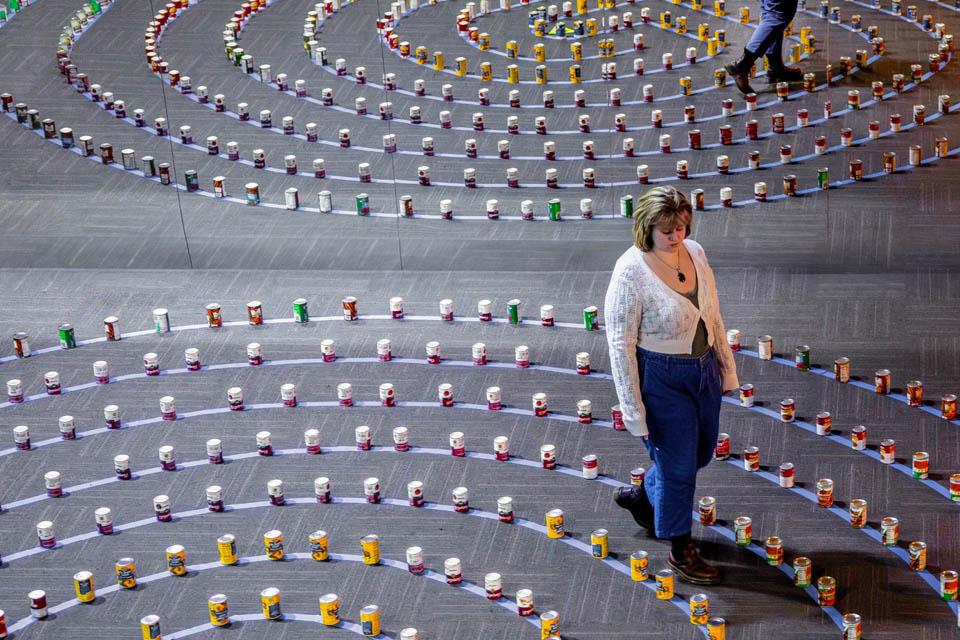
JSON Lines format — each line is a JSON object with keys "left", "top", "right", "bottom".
{"left": 613, "top": 487, "right": 655, "bottom": 532}
{"left": 668, "top": 542, "right": 722, "bottom": 585}
{"left": 724, "top": 63, "right": 755, "bottom": 95}
{"left": 723, "top": 54, "right": 757, "bottom": 95}
{"left": 766, "top": 65, "right": 804, "bottom": 83}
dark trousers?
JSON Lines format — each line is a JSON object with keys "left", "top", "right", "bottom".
{"left": 746, "top": 0, "right": 799, "bottom": 59}
{"left": 637, "top": 347, "right": 722, "bottom": 538}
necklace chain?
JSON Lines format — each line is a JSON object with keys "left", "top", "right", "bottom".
{"left": 649, "top": 248, "right": 686, "bottom": 283}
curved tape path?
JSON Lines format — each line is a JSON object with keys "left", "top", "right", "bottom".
{"left": 3, "top": 441, "right": 950, "bottom": 617}
{"left": 0, "top": 355, "right": 612, "bottom": 410}
{"left": 6, "top": 552, "right": 540, "bottom": 636}
{"left": 5, "top": 102, "right": 958, "bottom": 212}
{"left": 0, "top": 497, "right": 716, "bottom": 635}
{"left": 2, "top": 351, "right": 956, "bottom": 506}
{"left": 2, "top": 311, "right": 957, "bottom": 428}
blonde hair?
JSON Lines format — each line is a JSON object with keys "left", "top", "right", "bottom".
{"left": 632, "top": 186, "right": 693, "bottom": 251}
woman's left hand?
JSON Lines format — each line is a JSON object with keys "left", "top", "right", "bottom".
{"left": 722, "top": 389, "right": 737, "bottom": 397}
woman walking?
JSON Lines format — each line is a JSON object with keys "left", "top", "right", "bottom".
{"left": 604, "top": 187, "right": 739, "bottom": 585}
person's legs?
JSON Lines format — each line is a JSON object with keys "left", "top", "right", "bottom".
{"left": 660, "top": 351, "right": 722, "bottom": 585}
{"left": 727, "top": 0, "right": 798, "bottom": 92}
{"left": 695, "top": 353, "right": 723, "bottom": 471}
{"left": 746, "top": 0, "right": 794, "bottom": 59}
{"left": 640, "top": 356, "right": 700, "bottom": 540}
{"left": 762, "top": 0, "right": 801, "bottom": 79}
{"left": 764, "top": 31, "right": 786, "bottom": 63}
{"left": 614, "top": 349, "right": 721, "bottom": 583}
{"left": 614, "top": 349, "right": 655, "bottom": 530}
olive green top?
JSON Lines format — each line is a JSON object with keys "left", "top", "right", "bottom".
{"left": 679, "top": 281, "right": 711, "bottom": 357}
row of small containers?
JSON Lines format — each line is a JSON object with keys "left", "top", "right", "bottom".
{"left": 7, "top": 92, "right": 955, "bottom": 213}
{"left": 18, "top": 451, "right": 950, "bottom": 640}
{"left": 3, "top": 318, "right": 958, "bottom": 637}
{"left": 0, "top": 0, "right": 32, "bottom": 26}
{"left": 38, "top": 0, "right": 959, "bottom": 210}
{"left": 4, "top": 295, "right": 959, "bottom": 422}
{"left": 10, "top": 412, "right": 958, "bottom": 638}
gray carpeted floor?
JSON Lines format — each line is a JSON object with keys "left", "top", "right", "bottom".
{"left": 0, "top": 0, "right": 958, "bottom": 636}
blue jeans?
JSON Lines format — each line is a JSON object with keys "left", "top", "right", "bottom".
{"left": 638, "top": 347, "right": 722, "bottom": 538}
{"left": 746, "top": 0, "right": 799, "bottom": 58}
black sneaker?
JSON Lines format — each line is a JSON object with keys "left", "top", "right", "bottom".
{"left": 613, "top": 486, "right": 655, "bottom": 531}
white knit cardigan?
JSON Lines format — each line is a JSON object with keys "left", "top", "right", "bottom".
{"left": 603, "top": 239, "right": 739, "bottom": 437}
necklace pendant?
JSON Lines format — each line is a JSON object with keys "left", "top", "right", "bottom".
{"left": 677, "top": 272, "right": 686, "bottom": 283}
